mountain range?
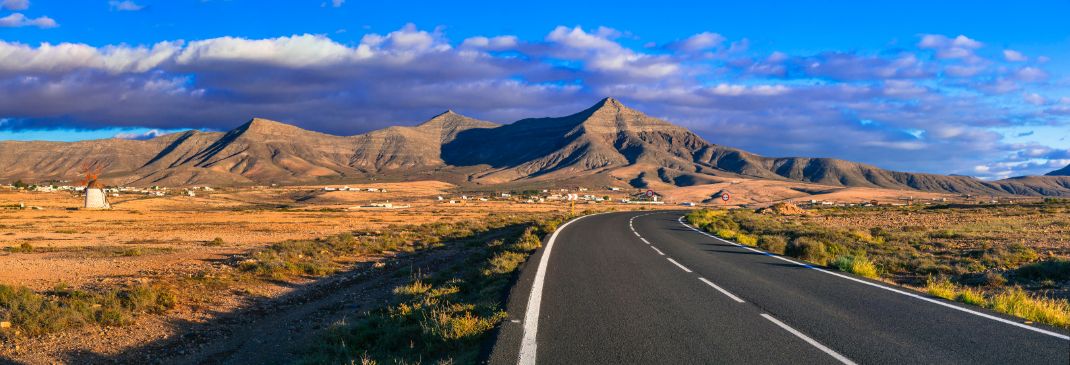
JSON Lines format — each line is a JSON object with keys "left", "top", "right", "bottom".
{"left": 1048, "top": 164, "right": 1070, "bottom": 177}
{"left": 2, "top": 98, "right": 1069, "bottom": 196}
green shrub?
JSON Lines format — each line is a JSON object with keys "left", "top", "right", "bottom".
{"left": 983, "top": 272, "right": 1007, "bottom": 287}
{"left": 715, "top": 229, "right": 737, "bottom": 240}
{"left": 483, "top": 251, "right": 527, "bottom": 276}
{"left": 735, "top": 234, "right": 758, "bottom": 247}
{"left": 833, "top": 255, "right": 879, "bottom": 278}
{"left": 956, "top": 287, "right": 987, "bottom": 306}
{"left": 786, "top": 237, "right": 831, "bottom": 265}
{"left": 1014, "top": 259, "right": 1070, "bottom": 282}
{"left": 7, "top": 242, "right": 34, "bottom": 253}
{"left": 508, "top": 228, "right": 542, "bottom": 252}
{"left": 926, "top": 276, "right": 958, "bottom": 301}
{"left": 393, "top": 280, "right": 431, "bottom": 296}
{"left": 758, "top": 235, "right": 788, "bottom": 254}
{"left": 0, "top": 283, "right": 175, "bottom": 338}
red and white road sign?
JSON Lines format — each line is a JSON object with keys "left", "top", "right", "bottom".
{"left": 646, "top": 190, "right": 654, "bottom": 197}
{"left": 721, "top": 193, "right": 731, "bottom": 202}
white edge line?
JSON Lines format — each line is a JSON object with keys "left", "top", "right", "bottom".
{"left": 650, "top": 245, "right": 665, "bottom": 256}
{"left": 666, "top": 257, "right": 693, "bottom": 272}
{"left": 676, "top": 216, "right": 1070, "bottom": 341}
{"left": 698, "top": 277, "right": 745, "bottom": 303}
{"left": 640, "top": 238, "right": 651, "bottom": 245}
{"left": 761, "top": 314, "right": 857, "bottom": 365}
{"left": 518, "top": 213, "right": 598, "bottom": 365}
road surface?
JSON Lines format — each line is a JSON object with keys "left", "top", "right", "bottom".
{"left": 488, "top": 211, "right": 1070, "bottom": 364}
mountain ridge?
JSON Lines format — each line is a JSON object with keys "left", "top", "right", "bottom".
{"left": 2, "top": 98, "right": 1069, "bottom": 196}
{"left": 1048, "top": 164, "right": 1070, "bottom": 176}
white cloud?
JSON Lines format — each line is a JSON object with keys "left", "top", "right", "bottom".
{"left": 944, "top": 64, "right": 985, "bottom": 77}
{"left": 669, "top": 32, "right": 726, "bottom": 52}
{"left": 546, "top": 25, "right": 622, "bottom": 53}
{"left": 1016, "top": 67, "right": 1048, "bottom": 82}
{"left": 0, "top": 13, "right": 57, "bottom": 28}
{"left": 1023, "top": 93, "right": 1046, "bottom": 105}
{"left": 460, "top": 35, "right": 518, "bottom": 50}
{"left": 114, "top": 129, "right": 170, "bottom": 140}
{"left": 545, "top": 26, "right": 679, "bottom": 79}
{"left": 0, "top": 40, "right": 181, "bottom": 73}
{"left": 918, "top": 34, "right": 982, "bottom": 59}
{"left": 177, "top": 34, "right": 357, "bottom": 67}
{"left": 0, "top": 0, "right": 29, "bottom": 11}
{"left": 707, "top": 83, "right": 789, "bottom": 96}
{"left": 882, "top": 80, "right": 927, "bottom": 96}
{"left": 1003, "top": 49, "right": 1027, "bottom": 62}
{"left": 109, "top": 0, "right": 144, "bottom": 11}
{"left": 332, "top": 0, "right": 344, "bottom": 7}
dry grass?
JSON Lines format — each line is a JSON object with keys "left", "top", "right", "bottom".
{"left": 990, "top": 288, "right": 1069, "bottom": 327}
{"left": 0, "top": 283, "right": 175, "bottom": 339}
{"left": 304, "top": 214, "right": 568, "bottom": 364}
{"left": 833, "top": 255, "right": 879, "bottom": 278}
{"left": 689, "top": 201, "right": 1070, "bottom": 328}
{"left": 926, "top": 278, "right": 1070, "bottom": 327}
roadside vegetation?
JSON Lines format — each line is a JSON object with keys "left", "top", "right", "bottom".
{"left": 0, "top": 283, "right": 175, "bottom": 340}
{"left": 0, "top": 212, "right": 567, "bottom": 345}
{"left": 301, "top": 215, "right": 568, "bottom": 364}
{"left": 686, "top": 200, "right": 1070, "bottom": 328}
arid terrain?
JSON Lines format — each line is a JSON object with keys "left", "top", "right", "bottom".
{"left": 2, "top": 174, "right": 1067, "bottom": 363}
{"left": 687, "top": 199, "right": 1070, "bottom": 328}
{"left": 0, "top": 181, "right": 634, "bottom": 363}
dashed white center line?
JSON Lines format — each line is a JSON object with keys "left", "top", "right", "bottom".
{"left": 760, "top": 314, "right": 857, "bottom": 365}
{"left": 650, "top": 245, "right": 665, "bottom": 256}
{"left": 698, "top": 277, "right": 745, "bottom": 303}
{"left": 666, "top": 257, "right": 692, "bottom": 273}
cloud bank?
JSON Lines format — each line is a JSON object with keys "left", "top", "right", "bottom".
{"left": 0, "top": 24, "right": 1065, "bottom": 179}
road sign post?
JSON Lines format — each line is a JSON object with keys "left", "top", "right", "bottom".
{"left": 567, "top": 193, "right": 578, "bottom": 216}
{"left": 721, "top": 192, "right": 731, "bottom": 208}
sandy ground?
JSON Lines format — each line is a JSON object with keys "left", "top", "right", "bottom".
{"left": 0, "top": 182, "right": 567, "bottom": 291}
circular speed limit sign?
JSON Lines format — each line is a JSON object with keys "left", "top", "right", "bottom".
{"left": 721, "top": 193, "right": 731, "bottom": 202}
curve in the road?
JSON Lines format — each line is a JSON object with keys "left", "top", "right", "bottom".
{"left": 504, "top": 211, "right": 1070, "bottom": 365}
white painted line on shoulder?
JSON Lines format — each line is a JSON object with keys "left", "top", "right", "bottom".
{"left": 640, "top": 237, "right": 650, "bottom": 245}
{"left": 518, "top": 213, "right": 600, "bottom": 365}
{"left": 666, "top": 257, "right": 693, "bottom": 273}
{"left": 698, "top": 277, "right": 745, "bottom": 303}
{"left": 676, "top": 216, "right": 1070, "bottom": 341}
{"left": 650, "top": 245, "right": 665, "bottom": 256}
{"left": 761, "top": 314, "right": 857, "bottom": 365}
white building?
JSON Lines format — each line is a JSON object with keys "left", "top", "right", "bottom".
{"left": 84, "top": 180, "right": 110, "bottom": 209}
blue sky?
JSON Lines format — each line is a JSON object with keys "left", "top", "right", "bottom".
{"left": 1, "top": 0, "right": 1068, "bottom": 179}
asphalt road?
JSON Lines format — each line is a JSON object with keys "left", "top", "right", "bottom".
{"left": 488, "top": 211, "right": 1070, "bottom": 364}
